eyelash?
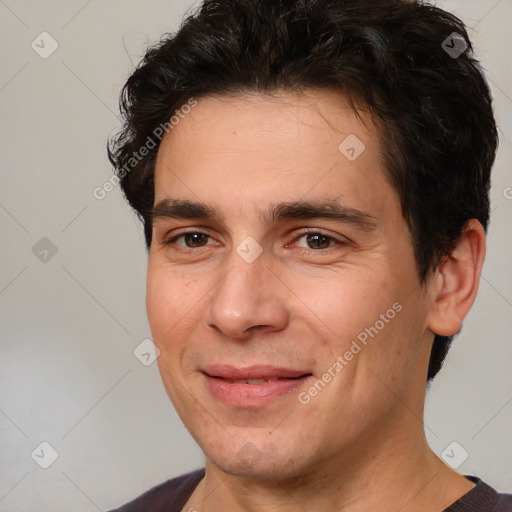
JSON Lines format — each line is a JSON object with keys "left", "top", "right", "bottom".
{"left": 161, "top": 229, "right": 347, "bottom": 255}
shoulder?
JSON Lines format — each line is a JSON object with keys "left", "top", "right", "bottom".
{"left": 445, "top": 475, "right": 512, "bottom": 512}
{"left": 106, "top": 468, "right": 205, "bottom": 512}
{"left": 495, "top": 491, "right": 512, "bottom": 512}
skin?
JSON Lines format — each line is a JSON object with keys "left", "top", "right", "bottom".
{"left": 146, "top": 89, "right": 485, "bottom": 511}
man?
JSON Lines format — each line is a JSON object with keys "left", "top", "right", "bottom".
{"left": 107, "top": 0, "right": 511, "bottom": 510}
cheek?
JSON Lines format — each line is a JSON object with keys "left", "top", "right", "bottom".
{"left": 307, "top": 271, "right": 415, "bottom": 393}
{"left": 146, "top": 265, "right": 207, "bottom": 389}
{"left": 306, "top": 271, "right": 397, "bottom": 347}
{"left": 146, "top": 264, "right": 198, "bottom": 336}
{"left": 146, "top": 272, "right": 172, "bottom": 337}
{"left": 146, "top": 269, "right": 199, "bottom": 401}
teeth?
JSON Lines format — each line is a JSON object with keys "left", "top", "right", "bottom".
{"left": 214, "top": 376, "right": 296, "bottom": 384}
{"left": 237, "top": 378, "right": 277, "bottom": 384}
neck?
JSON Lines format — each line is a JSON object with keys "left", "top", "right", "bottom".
{"left": 183, "top": 418, "right": 474, "bottom": 512}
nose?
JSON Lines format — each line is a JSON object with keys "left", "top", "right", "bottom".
{"left": 205, "top": 249, "right": 289, "bottom": 340}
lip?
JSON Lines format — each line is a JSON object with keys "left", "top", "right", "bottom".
{"left": 202, "top": 364, "right": 313, "bottom": 407}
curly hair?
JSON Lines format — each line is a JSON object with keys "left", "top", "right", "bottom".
{"left": 107, "top": 0, "right": 498, "bottom": 381}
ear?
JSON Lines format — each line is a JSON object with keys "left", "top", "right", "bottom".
{"left": 426, "top": 219, "right": 486, "bottom": 336}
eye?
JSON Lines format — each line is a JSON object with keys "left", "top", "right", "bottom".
{"left": 163, "top": 231, "right": 213, "bottom": 249}
{"left": 293, "top": 231, "right": 341, "bottom": 250}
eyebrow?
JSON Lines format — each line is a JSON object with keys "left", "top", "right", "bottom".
{"left": 150, "top": 198, "right": 377, "bottom": 231}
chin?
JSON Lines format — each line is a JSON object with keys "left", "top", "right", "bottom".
{"left": 203, "top": 437, "right": 310, "bottom": 481}
{"left": 212, "top": 458, "right": 303, "bottom": 481}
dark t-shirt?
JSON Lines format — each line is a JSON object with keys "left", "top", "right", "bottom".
{"left": 107, "top": 469, "right": 512, "bottom": 511}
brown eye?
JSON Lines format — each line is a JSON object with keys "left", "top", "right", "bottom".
{"left": 293, "top": 231, "right": 343, "bottom": 251}
{"left": 178, "top": 232, "right": 209, "bottom": 247}
{"left": 163, "top": 231, "right": 213, "bottom": 249}
{"left": 303, "top": 233, "right": 334, "bottom": 250}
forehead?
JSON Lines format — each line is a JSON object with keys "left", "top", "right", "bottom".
{"left": 153, "top": 89, "right": 394, "bottom": 223}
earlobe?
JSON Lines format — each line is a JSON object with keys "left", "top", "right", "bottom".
{"left": 426, "top": 219, "right": 486, "bottom": 337}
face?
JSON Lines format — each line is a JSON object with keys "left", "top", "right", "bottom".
{"left": 146, "top": 89, "right": 435, "bottom": 480}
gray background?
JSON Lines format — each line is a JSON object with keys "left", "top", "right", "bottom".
{"left": 0, "top": 1, "right": 510, "bottom": 510}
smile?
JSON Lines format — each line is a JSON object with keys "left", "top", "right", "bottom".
{"left": 202, "top": 364, "right": 314, "bottom": 407}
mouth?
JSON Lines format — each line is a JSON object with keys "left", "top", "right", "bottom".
{"left": 202, "top": 364, "right": 314, "bottom": 407}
